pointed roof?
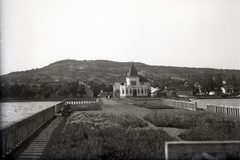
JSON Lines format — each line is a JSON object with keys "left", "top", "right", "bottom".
{"left": 127, "top": 62, "right": 139, "bottom": 77}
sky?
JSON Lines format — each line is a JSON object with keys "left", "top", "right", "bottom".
{"left": 1, "top": 0, "right": 240, "bottom": 75}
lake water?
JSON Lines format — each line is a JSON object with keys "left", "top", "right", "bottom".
{"left": 0, "top": 101, "right": 61, "bottom": 128}
{"left": 191, "top": 99, "right": 240, "bottom": 110}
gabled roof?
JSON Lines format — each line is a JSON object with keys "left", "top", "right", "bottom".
{"left": 127, "top": 63, "right": 139, "bottom": 77}
{"left": 139, "top": 75, "right": 149, "bottom": 82}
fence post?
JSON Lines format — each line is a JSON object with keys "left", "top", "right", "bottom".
{"left": 194, "top": 102, "right": 197, "bottom": 110}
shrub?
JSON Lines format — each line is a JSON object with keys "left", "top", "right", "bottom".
{"left": 136, "top": 101, "right": 174, "bottom": 109}
{"left": 70, "top": 103, "right": 102, "bottom": 111}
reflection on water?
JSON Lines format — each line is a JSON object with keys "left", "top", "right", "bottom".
{"left": 0, "top": 101, "right": 60, "bottom": 128}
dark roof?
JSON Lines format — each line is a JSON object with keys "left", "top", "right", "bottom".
{"left": 127, "top": 63, "right": 139, "bottom": 77}
{"left": 139, "top": 75, "right": 149, "bottom": 82}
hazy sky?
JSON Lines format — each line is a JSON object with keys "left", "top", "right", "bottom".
{"left": 1, "top": 0, "right": 240, "bottom": 75}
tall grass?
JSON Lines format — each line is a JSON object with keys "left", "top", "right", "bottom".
{"left": 119, "top": 99, "right": 174, "bottom": 109}
{"left": 44, "top": 113, "right": 174, "bottom": 160}
{"left": 144, "top": 109, "right": 240, "bottom": 141}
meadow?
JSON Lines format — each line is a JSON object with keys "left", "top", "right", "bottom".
{"left": 144, "top": 108, "right": 240, "bottom": 141}
{"left": 43, "top": 112, "right": 174, "bottom": 160}
{"left": 118, "top": 98, "right": 174, "bottom": 109}
{"left": 42, "top": 99, "right": 240, "bottom": 159}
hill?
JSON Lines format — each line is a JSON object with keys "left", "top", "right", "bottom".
{"left": 1, "top": 59, "right": 240, "bottom": 86}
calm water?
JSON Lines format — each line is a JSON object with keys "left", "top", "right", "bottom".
{"left": 191, "top": 99, "right": 240, "bottom": 110}
{"left": 0, "top": 101, "right": 61, "bottom": 128}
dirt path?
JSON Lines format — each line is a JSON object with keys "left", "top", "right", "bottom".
{"left": 83, "top": 98, "right": 187, "bottom": 141}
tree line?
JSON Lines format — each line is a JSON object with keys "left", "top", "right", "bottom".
{"left": 0, "top": 80, "right": 113, "bottom": 100}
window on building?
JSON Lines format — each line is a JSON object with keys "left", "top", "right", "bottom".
{"left": 122, "top": 89, "right": 124, "bottom": 94}
{"left": 126, "top": 89, "right": 128, "bottom": 94}
{"left": 141, "top": 89, "right": 143, "bottom": 94}
{"left": 185, "top": 92, "right": 188, "bottom": 95}
{"left": 131, "top": 81, "right": 136, "bottom": 85}
{"left": 138, "top": 89, "right": 140, "bottom": 94}
{"left": 145, "top": 89, "right": 147, "bottom": 94}
{"left": 130, "top": 89, "right": 132, "bottom": 94}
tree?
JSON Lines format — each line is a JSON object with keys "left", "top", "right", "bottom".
{"left": 39, "top": 83, "right": 53, "bottom": 99}
{"left": 89, "top": 81, "right": 102, "bottom": 97}
{"left": 0, "top": 83, "right": 9, "bottom": 98}
{"left": 69, "top": 82, "right": 78, "bottom": 97}
{"left": 215, "top": 73, "right": 223, "bottom": 94}
{"left": 227, "top": 75, "right": 239, "bottom": 94}
{"left": 21, "top": 84, "right": 36, "bottom": 98}
{"left": 200, "top": 76, "right": 214, "bottom": 93}
{"left": 8, "top": 83, "right": 22, "bottom": 98}
{"left": 78, "top": 84, "right": 86, "bottom": 97}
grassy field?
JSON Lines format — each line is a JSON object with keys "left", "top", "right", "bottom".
{"left": 118, "top": 99, "right": 174, "bottom": 109}
{"left": 45, "top": 112, "right": 174, "bottom": 160}
{"left": 144, "top": 109, "right": 240, "bottom": 141}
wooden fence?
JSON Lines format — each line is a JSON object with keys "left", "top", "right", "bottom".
{"left": 162, "top": 99, "right": 197, "bottom": 110}
{"left": 65, "top": 98, "right": 98, "bottom": 105}
{"left": 0, "top": 99, "right": 100, "bottom": 158}
{"left": 0, "top": 105, "right": 56, "bottom": 158}
{"left": 165, "top": 141, "right": 240, "bottom": 160}
{"left": 207, "top": 104, "right": 240, "bottom": 117}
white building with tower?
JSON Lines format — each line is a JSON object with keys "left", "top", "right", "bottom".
{"left": 113, "top": 63, "right": 151, "bottom": 98}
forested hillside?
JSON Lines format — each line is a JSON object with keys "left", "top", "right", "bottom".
{"left": 1, "top": 59, "right": 240, "bottom": 85}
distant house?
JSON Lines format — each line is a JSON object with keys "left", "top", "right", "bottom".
{"left": 221, "top": 85, "right": 239, "bottom": 95}
{"left": 113, "top": 63, "right": 151, "bottom": 98}
{"left": 165, "top": 87, "right": 193, "bottom": 97}
{"left": 151, "top": 87, "right": 160, "bottom": 97}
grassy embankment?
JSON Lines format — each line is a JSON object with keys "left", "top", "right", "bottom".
{"left": 43, "top": 112, "right": 174, "bottom": 160}
{"left": 118, "top": 98, "right": 174, "bottom": 109}
{"left": 143, "top": 107, "right": 240, "bottom": 141}
{"left": 119, "top": 98, "right": 240, "bottom": 141}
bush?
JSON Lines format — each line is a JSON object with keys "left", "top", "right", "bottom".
{"left": 136, "top": 101, "right": 174, "bottom": 109}
{"left": 118, "top": 99, "right": 174, "bottom": 109}
{"left": 70, "top": 103, "right": 102, "bottom": 111}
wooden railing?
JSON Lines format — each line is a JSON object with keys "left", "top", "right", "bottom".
{"left": 0, "top": 105, "right": 56, "bottom": 158}
{"left": 65, "top": 98, "right": 98, "bottom": 105}
{"left": 162, "top": 99, "right": 197, "bottom": 110}
{"left": 165, "top": 141, "right": 240, "bottom": 160}
{"left": 207, "top": 104, "right": 240, "bottom": 117}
